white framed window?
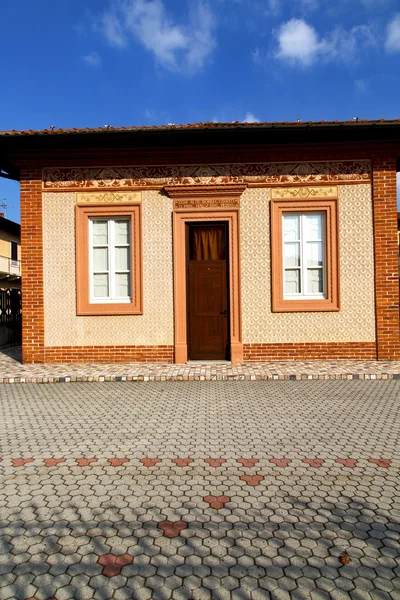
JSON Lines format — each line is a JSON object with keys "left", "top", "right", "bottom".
{"left": 89, "top": 218, "right": 131, "bottom": 303}
{"left": 282, "top": 212, "right": 326, "bottom": 300}
{"left": 76, "top": 203, "right": 142, "bottom": 316}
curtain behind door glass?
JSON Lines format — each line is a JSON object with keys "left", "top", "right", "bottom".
{"left": 191, "top": 226, "right": 226, "bottom": 260}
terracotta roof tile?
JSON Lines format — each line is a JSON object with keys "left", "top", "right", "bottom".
{"left": 1, "top": 118, "right": 400, "bottom": 137}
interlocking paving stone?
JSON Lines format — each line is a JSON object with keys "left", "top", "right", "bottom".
{"left": 203, "top": 496, "right": 231, "bottom": 510}
{"left": 0, "top": 380, "right": 399, "bottom": 598}
{"left": 237, "top": 459, "right": 259, "bottom": 468}
{"left": 240, "top": 475, "right": 265, "bottom": 486}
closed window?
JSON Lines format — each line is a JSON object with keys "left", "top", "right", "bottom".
{"left": 76, "top": 204, "right": 142, "bottom": 315}
{"left": 10, "top": 240, "right": 18, "bottom": 266}
{"left": 283, "top": 212, "right": 325, "bottom": 299}
{"left": 271, "top": 196, "right": 339, "bottom": 312}
{"left": 90, "top": 219, "right": 131, "bottom": 303}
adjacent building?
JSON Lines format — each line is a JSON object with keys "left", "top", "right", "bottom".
{"left": 0, "top": 214, "right": 21, "bottom": 290}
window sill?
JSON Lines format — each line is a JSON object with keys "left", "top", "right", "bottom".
{"left": 77, "top": 303, "right": 143, "bottom": 316}
{"left": 272, "top": 298, "right": 340, "bottom": 312}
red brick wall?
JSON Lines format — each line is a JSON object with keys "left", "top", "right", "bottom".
{"left": 371, "top": 152, "right": 400, "bottom": 359}
{"left": 20, "top": 171, "right": 45, "bottom": 363}
{"left": 44, "top": 346, "right": 174, "bottom": 363}
{"left": 243, "top": 343, "right": 376, "bottom": 361}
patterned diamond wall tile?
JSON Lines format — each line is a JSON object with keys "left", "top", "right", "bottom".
{"left": 240, "top": 184, "right": 376, "bottom": 343}
{"left": 43, "top": 191, "right": 174, "bottom": 346}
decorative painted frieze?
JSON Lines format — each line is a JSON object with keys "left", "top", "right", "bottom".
{"left": 270, "top": 186, "right": 338, "bottom": 200}
{"left": 174, "top": 199, "right": 240, "bottom": 210}
{"left": 43, "top": 160, "right": 371, "bottom": 191}
{"left": 75, "top": 191, "right": 142, "bottom": 204}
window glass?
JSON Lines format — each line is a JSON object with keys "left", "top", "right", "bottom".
{"left": 93, "top": 273, "right": 109, "bottom": 298}
{"left": 306, "top": 241, "right": 323, "bottom": 267}
{"left": 304, "top": 214, "right": 322, "bottom": 241}
{"left": 283, "top": 212, "right": 325, "bottom": 299}
{"left": 11, "top": 241, "right": 18, "bottom": 262}
{"left": 283, "top": 215, "right": 300, "bottom": 241}
{"left": 115, "top": 220, "right": 129, "bottom": 244}
{"left": 92, "top": 220, "right": 108, "bottom": 245}
{"left": 285, "top": 269, "right": 301, "bottom": 294}
{"left": 93, "top": 247, "right": 108, "bottom": 271}
{"left": 115, "top": 247, "right": 129, "bottom": 271}
{"left": 283, "top": 242, "right": 300, "bottom": 267}
{"left": 307, "top": 269, "right": 323, "bottom": 293}
{"left": 115, "top": 273, "right": 130, "bottom": 298}
{"left": 90, "top": 218, "right": 131, "bottom": 303}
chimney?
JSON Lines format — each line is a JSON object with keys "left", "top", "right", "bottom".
{"left": 0, "top": 213, "right": 4, "bottom": 218}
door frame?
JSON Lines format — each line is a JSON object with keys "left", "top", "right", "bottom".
{"left": 173, "top": 209, "right": 243, "bottom": 364}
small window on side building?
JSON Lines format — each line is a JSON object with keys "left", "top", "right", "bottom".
{"left": 10, "top": 240, "right": 18, "bottom": 265}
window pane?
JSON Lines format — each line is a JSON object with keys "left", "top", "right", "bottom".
{"left": 306, "top": 241, "right": 323, "bottom": 267}
{"left": 115, "top": 247, "right": 129, "bottom": 271}
{"left": 307, "top": 268, "right": 323, "bottom": 293}
{"left": 283, "top": 215, "right": 300, "bottom": 241}
{"left": 115, "top": 220, "right": 129, "bottom": 245}
{"left": 284, "top": 269, "right": 300, "bottom": 294}
{"left": 93, "top": 247, "right": 108, "bottom": 272}
{"left": 93, "top": 273, "right": 109, "bottom": 298}
{"left": 92, "top": 221, "right": 108, "bottom": 245}
{"left": 11, "top": 241, "right": 18, "bottom": 261}
{"left": 304, "top": 214, "right": 322, "bottom": 241}
{"left": 284, "top": 242, "right": 300, "bottom": 267}
{"left": 115, "top": 273, "right": 130, "bottom": 298}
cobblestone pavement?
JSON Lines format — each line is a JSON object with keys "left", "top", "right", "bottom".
{"left": 2, "top": 347, "right": 400, "bottom": 383}
{"left": 0, "top": 381, "right": 399, "bottom": 600}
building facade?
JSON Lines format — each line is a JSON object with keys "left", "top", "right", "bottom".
{"left": 0, "top": 120, "right": 399, "bottom": 363}
{"left": 0, "top": 214, "right": 21, "bottom": 291}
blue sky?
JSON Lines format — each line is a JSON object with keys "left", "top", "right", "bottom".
{"left": 1, "top": 0, "right": 400, "bottom": 223}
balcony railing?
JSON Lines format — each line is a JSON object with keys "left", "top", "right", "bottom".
{"left": 0, "top": 255, "right": 21, "bottom": 278}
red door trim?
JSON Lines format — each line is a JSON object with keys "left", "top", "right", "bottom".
{"left": 172, "top": 210, "right": 243, "bottom": 364}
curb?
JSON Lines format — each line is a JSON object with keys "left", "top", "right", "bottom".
{"left": 0, "top": 372, "right": 400, "bottom": 383}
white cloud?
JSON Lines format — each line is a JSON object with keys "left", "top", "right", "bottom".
{"left": 211, "top": 112, "right": 229, "bottom": 122}
{"left": 251, "top": 47, "right": 262, "bottom": 66}
{"left": 354, "top": 78, "right": 369, "bottom": 92}
{"left": 328, "top": 24, "right": 376, "bottom": 60}
{"left": 98, "top": 0, "right": 216, "bottom": 74}
{"left": 274, "top": 18, "right": 376, "bottom": 66}
{"left": 143, "top": 108, "right": 170, "bottom": 123}
{"left": 275, "top": 19, "right": 325, "bottom": 65}
{"left": 386, "top": 14, "right": 400, "bottom": 52}
{"left": 82, "top": 52, "right": 102, "bottom": 67}
{"left": 100, "top": 11, "right": 127, "bottom": 48}
{"left": 186, "top": 1, "right": 216, "bottom": 71}
{"left": 243, "top": 112, "right": 260, "bottom": 122}
{"left": 267, "top": 0, "right": 281, "bottom": 15}
{"left": 121, "top": 0, "right": 187, "bottom": 70}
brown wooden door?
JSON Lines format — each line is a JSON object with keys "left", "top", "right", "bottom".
{"left": 187, "top": 224, "right": 229, "bottom": 360}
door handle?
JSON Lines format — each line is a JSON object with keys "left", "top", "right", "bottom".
{"left": 219, "top": 309, "right": 227, "bottom": 317}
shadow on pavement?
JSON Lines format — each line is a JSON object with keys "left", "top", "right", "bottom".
{"left": 0, "top": 491, "right": 398, "bottom": 599}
